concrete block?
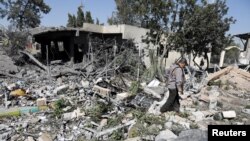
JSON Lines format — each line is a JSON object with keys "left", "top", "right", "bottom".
{"left": 36, "top": 98, "right": 47, "bottom": 106}
{"left": 222, "top": 111, "right": 236, "bottom": 119}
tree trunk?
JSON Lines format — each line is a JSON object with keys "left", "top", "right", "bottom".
{"left": 192, "top": 51, "right": 201, "bottom": 70}
{"left": 158, "top": 35, "right": 170, "bottom": 82}
{"left": 205, "top": 52, "right": 209, "bottom": 69}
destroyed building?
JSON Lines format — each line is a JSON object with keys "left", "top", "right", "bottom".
{"left": 31, "top": 23, "right": 209, "bottom": 68}
{"left": 235, "top": 32, "right": 250, "bottom": 65}
{"left": 1, "top": 22, "right": 250, "bottom": 140}
{"left": 31, "top": 26, "right": 123, "bottom": 63}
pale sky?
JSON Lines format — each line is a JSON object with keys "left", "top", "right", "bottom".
{"left": 1, "top": 0, "right": 249, "bottom": 35}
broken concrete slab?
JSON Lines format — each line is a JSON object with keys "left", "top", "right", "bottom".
{"left": 155, "top": 129, "right": 177, "bottom": 141}
{"left": 97, "top": 118, "right": 108, "bottom": 131}
{"left": 242, "top": 109, "right": 250, "bottom": 115}
{"left": 53, "top": 84, "right": 69, "bottom": 94}
{"left": 36, "top": 98, "right": 47, "bottom": 106}
{"left": 168, "top": 115, "right": 190, "bottom": 129}
{"left": 147, "top": 91, "right": 169, "bottom": 115}
{"left": 116, "top": 92, "right": 132, "bottom": 101}
{"left": 147, "top": 79, "right": 161, "bottom": 87}
{"left": 213, "top": 112, "right": 223, "bottom": 121}
{"left": 222, "top": 111, "right": 236, "bottom": 119}
{"left": 124, "top": 137, "right": 141, "bottom": 141}
{"left": 0, "top": 52, "right": 19, "bottom": 73}
{"left": 6, "top": 83, "right": 17, "bottom": 91}
{"left": 201, "top": 110, "right": 216, "bottom": 117}
{"left": 164, "top": 121, "right": 173, "bottom": 129}
{"left": 206, "top": 66, "right": 234, "bottom": 83}
{"left": 143, "top": 87, "right": 162, "bottom": 99}
{"left": 173, "top": 129, "right": 207, "bottom": 141}
{"left": 92, "top": 85, "right": 111, "bottom": 97}
{"left": 199, "top": 94, "right": 209, "bottom": 103}
{"left": 25, "top": 136, "right": 35, "bottom": 141}
{"left": 38, "top": 133, "right": 53, "bottom": 141}
{"left": 81, "top": 80, "right": 90, "bottom": 89}
{"left": 191, "top": 111, "right": 205, "bottom": 122}
{"left": 63, "top": 107, "right": 85, "bottom": 120}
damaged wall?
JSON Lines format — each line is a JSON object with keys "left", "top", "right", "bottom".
{"left": 32, "top": 28, "right": 123, "bottom": 64}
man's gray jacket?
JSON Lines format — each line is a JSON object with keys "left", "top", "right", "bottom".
{"left": 166, "top": 64, "right": 185, "bottom": 93}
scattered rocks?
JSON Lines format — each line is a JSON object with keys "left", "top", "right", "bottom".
{"left": 1, "top": 51, "right": 249, "bottom": 141}
{"left": 155, "top": 129, "right": 177, "bottom": 141}
{"left": 213, "top": 112, "right": 223, "bottom": 121}
{"left": 164, "top": 121, "right": 173, "bottom": 129}
{"left": 242, "top": 108, "right": 250, "bottom": 115}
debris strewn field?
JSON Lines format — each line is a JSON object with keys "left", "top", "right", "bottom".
{"left": 0, "top": 46, "right": 250, "bottom": 141}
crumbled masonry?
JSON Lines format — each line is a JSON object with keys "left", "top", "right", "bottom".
{"left": 0, "top": 47, "right": 250, "bottom": 141}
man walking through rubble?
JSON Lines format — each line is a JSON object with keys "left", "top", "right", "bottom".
{"left": 160, "top": 58, "right": 187, "bottom": 113}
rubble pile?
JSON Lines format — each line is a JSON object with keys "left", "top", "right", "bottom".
{"left": 0, "top": 49, "right": 250, "bottom": 141}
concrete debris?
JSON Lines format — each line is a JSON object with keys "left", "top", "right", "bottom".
{"left": 191, "top": 111, "right": 205, "bottom": 122}
{"left": 81, "top": 80, "right": 90, "bottom": 89}
{"left": 174, "top": 129, "right": 207, "bottom": 141}
{"left": 63, "top": 107, "right": 85, "bottom": 120}
{"left": 6, "top": 83, "right": 17, "bottom": 90}
{"left": 155, "top": 129, "right": 177, "bottom": 141}
{"left": 143, "top": 87, "right": 162, "bottom": 99}
{"left": 222, "top": 111, "right": 236, "bottom": 119}
{"left": 148, "top": 91, "right": 169, "bottom": 115}
{"left": 97, "top": 118, "right": 108, "bottom": 130}
{"left": 38, "top": 133, "right": 53, "bottom": 141}
{"left": 213, "top": 112, "right": 223, "bottom": 121}
{"left": 53, "top": 84, "right": 69, "bottom": 94}
{"left": 164, "top": 121, "right": 173, "bottom": 129}
{"left": 116, "top": 92, "right": 132, "bottom": 101}
{"left": 206, "top": 66, "right": 234, "bottom": 83}
{"left": 25, "top": 136, "right": 35, "bottom": 141}
{"left": 0, "top": 51, "right": 19, "bottom": 73}
{"left": 199, "top": 94, "right": 209, "bottom": 103}
{"left": 124, "top": 137, "right": 141, "bottom": 141}
{"left": 147, "top": 79, "right": 161, "bottom": 87}
{"left": 92, "top": 85, "right": 111, "bottom": 97}
{"left": 242, "top": 108, "right": 250, "bottom": 115}
{"left": 36, "top": 98, "right": 47, "bottom": 106}
{"left": 0, "top": 44, "right": 249, "bottom": 141}
{"left": 168, "top": 115, "right": 190, "bottom": 129}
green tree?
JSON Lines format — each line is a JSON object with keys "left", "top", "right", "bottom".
{"left": 85, "top": 11, "right": 94, "bottom": 23}
{"left": 107, "top": 12, "right": 119, "bottom": 25}
{"left": 76, "top": 6, "right": 84, "bottom": 27}
{"left": 67, "top": 13, "right": 76, "bottom": 27}
{"left": 173, "top": 0, "right": 235, "bottom": 69}
{"left": 0, "top": 0, "right": 51, "bottom": 30}
{"left": 110, "top": 0, "right": 235, "bottom": 79}
{"left": 72, "top": 15, "right": 77, "bottom": 27}
{"left": 110, "top": 0, "right": 181, "bottom": 81}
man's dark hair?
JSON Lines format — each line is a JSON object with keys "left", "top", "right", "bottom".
{"left": 177, "top": 58, "right": 188, "bottom": 65}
